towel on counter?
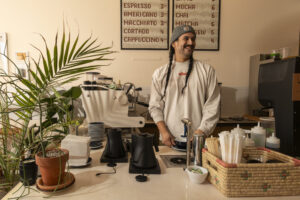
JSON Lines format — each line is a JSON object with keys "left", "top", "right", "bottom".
{"left": 61, "top": 135, "right": 91, "bottom": 166}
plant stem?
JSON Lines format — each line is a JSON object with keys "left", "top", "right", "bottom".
{"left": 38, "top": 97, "right": 45, "bottom": 157}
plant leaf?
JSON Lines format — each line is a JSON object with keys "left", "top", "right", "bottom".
{"left": 58, "top": 27, "right": 66, "bottom": 70}
{"left": 67, "top": 34, "right": 79, "bottom": 63}
{"left": 32, "top": 58, "right": 47, "bottom": 84}
{"left": 40, "top": 34, "right": 54, "bottom": 78}
{"left": 53, "top": 32, "right": 58, "bottom": 73}
{"left": 72, "top": 35, "right": 92, "bottom": 59}
{"left": 62, "top": 86, "right": 82, "bottom": 99}
{"left": 63, "top": 32, "right": 70, "bottom": 66}
{"left": 31, "top": 44, "right": 50, "bottom": 81}
{"left": 29, "top": 69, "right": 44, "bottom": 89}
{"left": 15, "top": 88, "right": 34, "bottom": 106}
{"left": 78, "top": 38, "right": 97, "bottom": 56}
{"left": 18, "top": 78, "right": 39, "bottom": 96}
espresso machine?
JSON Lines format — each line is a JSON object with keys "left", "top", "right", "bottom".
{"left": 258, "top": 57, "right": 300, "bottom": 156}
{"left": 81, "top": 86, "right": 145, "bottom": 128}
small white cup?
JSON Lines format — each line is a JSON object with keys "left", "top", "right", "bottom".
{"left": 185, "top": 166, "right": 208, "bottom": 184}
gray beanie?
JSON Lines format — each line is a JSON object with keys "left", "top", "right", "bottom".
{"left": 170, "top": 25, "right": 196, "bottom": 44}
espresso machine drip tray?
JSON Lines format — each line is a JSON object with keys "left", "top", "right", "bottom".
{"left": 129, "top": 158, "right": 161, "bottom": 174}
{"left": 160, "top": 155, "right": 189, "bottom": 168}
{"left": 100, "top": 150, "right": 128, "bottom": 163}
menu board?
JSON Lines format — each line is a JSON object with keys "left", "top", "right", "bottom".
{"left": 173, "top": 0, "right": 220, "bottom": 51}
{"left": 121, "top": 0, "right": 169, "bottom": 50}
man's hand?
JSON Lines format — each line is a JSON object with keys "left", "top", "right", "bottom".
{"left": 156, "top": 121, "right": 175, "bottom": 147}
{"left": 161, "top": 131, "right": 175, "bottom": 147}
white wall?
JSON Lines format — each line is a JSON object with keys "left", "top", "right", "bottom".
{"left": 0, "top": 0, "right": 300, "bottom": 117}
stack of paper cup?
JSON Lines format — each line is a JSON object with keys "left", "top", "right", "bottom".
{"left": 88, "top": 122, "right": 105, "bottom": 149}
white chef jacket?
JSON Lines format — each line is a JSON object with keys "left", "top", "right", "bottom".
{"left": 148, "top": 59, "right": 220, "bottom": 140}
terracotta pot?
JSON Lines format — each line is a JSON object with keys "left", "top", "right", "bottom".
{"left": 35, "top": 149, "right": 69, "bottom": 186}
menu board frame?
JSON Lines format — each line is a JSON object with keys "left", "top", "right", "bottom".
{"left": 121, "top": 0, "right": 170, "bottom": 50}
{"left": 172, "top": 0, "right": 221, "bottom": 51}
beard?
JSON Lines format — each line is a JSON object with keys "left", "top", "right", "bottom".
{"left": 181, "top": 44, "right": 194, "bottom": 58}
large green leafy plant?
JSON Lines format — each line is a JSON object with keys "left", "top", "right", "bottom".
{"left": 0, "top": 25, "right": 114, "bottom": 191}
{"left": 23, "top": 86, "right": 83, "bottom": 157}
{"left": 0, "top": 87, "right": 25, "bottom": 192}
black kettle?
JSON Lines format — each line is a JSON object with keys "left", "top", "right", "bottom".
{"left": 131, "top": 133, "right": 159, "bottom": 169}
{"left": 104, "top": 128, "right": 126, "bottom": 158}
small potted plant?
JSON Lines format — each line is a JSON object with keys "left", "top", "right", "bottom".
{"left": 32, "top": 87, "right": 83, "bottom": 187}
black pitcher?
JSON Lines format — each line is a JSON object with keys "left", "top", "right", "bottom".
{"left": 131, "top": 133, "right": 159, "bottom": 169}
{"left": 104, "top": 128, "right": 126, "bottom": 158}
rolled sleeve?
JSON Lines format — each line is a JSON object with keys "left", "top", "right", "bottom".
{"left": 198, "top": 67, "right": 220, "bottom": 136}
{"left": 148, "top": 70, "right": 165, "bottom": 123}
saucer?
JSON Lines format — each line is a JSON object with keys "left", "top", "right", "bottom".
{"left": 36, "top": 172, "right": 75, "bottom": 192}
{"left": 90, "top": 141, "right": 103, "bottom": 150}
{"left": 69, "top": 157, "right": 92, "bottom": 168}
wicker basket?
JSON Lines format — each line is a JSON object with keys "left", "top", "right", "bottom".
{"left": 202, "top": 147, "right": 300, "bottom": 197}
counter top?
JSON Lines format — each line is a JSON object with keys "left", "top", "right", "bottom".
{"left": 145, "top": 117, "right": 257, "bottom": 125}
{"left": 3, "top": 146, "right": 300, "bottom": 200}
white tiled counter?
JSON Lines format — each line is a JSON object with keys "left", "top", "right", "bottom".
{"left": 3, "top": 146, "right": 300, "bottom": 200}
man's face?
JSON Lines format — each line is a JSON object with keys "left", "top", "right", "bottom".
{"left": 172, "top": 32, "right": 196, "bottom": 61}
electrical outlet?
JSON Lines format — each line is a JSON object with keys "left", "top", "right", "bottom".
{"left": 16, "top": 52, "right": 29, "bottom": 60}
{"left": 15, "top": 51, "right": 29, "bottom": 79}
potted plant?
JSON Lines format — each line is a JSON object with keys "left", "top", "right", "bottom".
{"left": 29, "top": 86, "right": 83, "bottom": 187}
{"left": 0, "top": 24, "right": 114, "bottom": 191}
{"left": 0, "top": 86, "right": 25, "bottom": 191}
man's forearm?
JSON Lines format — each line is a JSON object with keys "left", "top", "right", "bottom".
{"left": 156, "top": 121, "right": 175, "bottom": 147}
{"left": 156, "top": 121, "right": 169, "bottom": 135}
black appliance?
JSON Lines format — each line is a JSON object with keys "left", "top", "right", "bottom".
{"left": 129, "top": 133, "right": 161, "bottom": 174}
{"left": 100, "top": 128, "right": 128, "bottom": 163}
{"left": 258, "top": 57, "right": 300, "bottom": 156}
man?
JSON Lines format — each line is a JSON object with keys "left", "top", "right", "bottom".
{"left": 148, "top": 25, "right": 220, "bottom": 147}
